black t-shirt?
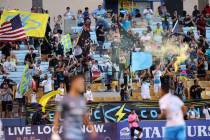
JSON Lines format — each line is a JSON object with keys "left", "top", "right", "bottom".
{"left": 171, "top": 15, "right": 178, "bottom": 27}
{"left": 192, "top": 10, "right": 200, "bottom": 18}
{"left": 49, "top": 58, "right": 58, "bottom": 68}
{"left": 24, "top": 53, "right": 36, "bottom": 64}
{"left": 2, "top": 44, "right": 11, "bottom": 58}
{"left": 32, "top": 111, "right": 43, "bottom": 125}
{"left": 190, "top": 85, "right": 202, "bottom": 99}
{"left": 183, "top": 18, "right": 194, "bottom": 27}
{"left": 96, "top": 29, "right": 105, "bottom": 42}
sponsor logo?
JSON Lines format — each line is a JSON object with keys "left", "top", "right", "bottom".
{"left": 120, "top": 127, "right": 130, "bottom": 140}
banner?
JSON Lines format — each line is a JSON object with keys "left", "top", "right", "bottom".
{"left": 26, "top": 101, "right": 208, "bottom": 123}
{"left": 3, "top": 120, "right": 210, "bottom": 140}
{"left": 1, "top": 10, "right": 49, "bottom": 37}
{"left": 131, "top": 52, "right": 152, "bottom": 71}
{"left": 118, "top": 120, "right": 210, "bottom": 140}
{"left": 4, "top": 123, "right": 117, "bottom": 140}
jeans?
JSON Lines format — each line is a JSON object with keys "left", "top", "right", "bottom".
{"left": 164, "top": 125, "right": 186, "bottom": 140}
{"left": 162, "top": 21, "right": 169, "bottom": 30}
{"left": 97, "top": 41, "right": 104, "bottom": 56}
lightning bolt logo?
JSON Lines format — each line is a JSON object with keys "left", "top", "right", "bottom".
{"left": 115, "top": 104, "right": 126, "bottom": 122}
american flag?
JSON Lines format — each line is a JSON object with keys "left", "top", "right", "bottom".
{"left": 0, "top": 15, "right": 27, "bottom": 42}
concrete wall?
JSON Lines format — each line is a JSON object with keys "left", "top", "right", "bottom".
{"left": 43, "top": 0, "right": 103, "bottom": 19}
{"left": 183, "top": 0, "right": 198, "bottom": 15}
{"left": 0, "top": 0, "right": 103, "bottom": 15}
{"left": 0, "top": 0, "right": 32, "bottom": 11}
{"left": 2, "top": 0, "right": 209, "bottom": 18}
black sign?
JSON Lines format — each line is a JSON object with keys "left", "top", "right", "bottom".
{"left": 26, "top": 100, "right": 209, "bottom": 123}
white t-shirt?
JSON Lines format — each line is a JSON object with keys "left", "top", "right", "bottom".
{"left": 153, "top": 70, "right": 162, "bottom": 84}
{"left": 41, "top": 79, "right": 52, "bottom": 93}
{"left": 3, "top": 61, "right": 13, "bottom": 71}
{"left": 140, "top": 35, "right": 151, "bottom": 42}
{"left": 55, "top": 88, "right": 65, "bottom": 102}
{"left": 141, "top": 82, "right": 150, "bottom": 94}
{"left": 64, "top": 11, "right": 74, "bottom": 20}
{"left": 91, "top": 64, "right": 99, "bottom": 72}
{"left": 187, "top": 109, "right": 200, "bottom": 119}
{"left": 85, "top": 90, "right": 93, "bottom": 101}
{"left": 15, "top": 84, "right": 23, "bottom": 99}
{"left": 31, "top": 93, "right": 37, "bottom": 103}
{"left": 143, "top": 9, "right": 153, "bottom": 16}
{"left": 203, "top": 108, "right": 210, "bottom": 120}
{"left": 159, "top": 93, "right": 185, "bottom": 127}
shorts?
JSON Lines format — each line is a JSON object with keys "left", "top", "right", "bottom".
{"left": 130, "top": 127, "right": 142, "bottom": 137}
{"left": 164, "top": 125, "right": 186, "bottom": 140}
{"left": 15, "top": 98, "right": 25, "bottom": 107}
{"left": 2, "top": 101, "right": 13, "bottom": 112}
{"left": 154, "top": 83, "right": 161, "bottom": 94}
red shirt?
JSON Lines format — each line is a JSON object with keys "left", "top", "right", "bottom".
{"left": 197, "top": 18, "right": 206, "bottom": 35}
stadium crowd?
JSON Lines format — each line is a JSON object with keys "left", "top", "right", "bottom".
{"left": 0, "top": 3, "right": 210, "bottom": 123}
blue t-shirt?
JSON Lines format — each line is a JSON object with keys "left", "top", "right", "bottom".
{"left": 122, "top": 20, "right": 131, "bottom": 31}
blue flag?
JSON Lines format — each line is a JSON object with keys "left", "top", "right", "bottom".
{"left": 131, "top": 52, "right": 152, "bottom": 71}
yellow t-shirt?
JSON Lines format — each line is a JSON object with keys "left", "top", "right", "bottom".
{"left": 154, "top": 28, "right": 163, "bottom": 35}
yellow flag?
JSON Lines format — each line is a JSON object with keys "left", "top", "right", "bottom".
{"left": 1, "top": 10, "right": 49, "bottom": 37}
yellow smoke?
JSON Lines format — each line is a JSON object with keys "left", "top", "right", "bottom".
{"left": 144, "top": 38, "right": 189, "bottom": 71}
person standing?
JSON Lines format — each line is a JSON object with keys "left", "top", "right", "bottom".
{"left": 52, "top": 75, "right": 96, "bottom": 140}
{"left": 0, "top": 82, "right": 13, "bottom": 118}
{"left": 196, "top": 14, "right": 206, "bottom": 37}
{"left": 24, "top": 47, "right": 37, "bottom": 69}
{"left": 128, "top": 109, "right": 142, "bottom": 140}
{"left": 190, "top": 79, "right": 204, "bottom": 99}
{"left": 84, "top": 86, "right": 93, "bottom": 103}
{"left": 159, "top": 77, "right": 186, "bottom": 140}
{"left": 120, "top": 84, "right": 126, "bottom": 101}
{"left": 203, "top": 103, "right": 210, "bottom": 120}
{"left": 92, "top": 5, "right": 106, "bottom": 20}
{"left": 192, "top": 5, "right": 200, "bottom": 20}
{"left": 41, "top": 74, "right": 53, "bottom": 93}
{"left": 187, "top": 104, "right": 200, "bottom": 119}
{"left": 55, "top": 82, "right": 65, "bottom": 103}
{"left": 141, "top": 77, "right": 151, "bottom": 100}
{"left": 64, "top": 7, "right": 75, "bottom": 34}
{"left": 143, "top": 6, "right": 153, "bottom": 26}
{"left": 152, "top": 65, "right": 162, "bottom": 97}
{"left": 83, "top": 7, "right": 90, "bottom": 21}
{"left": 53, "top": 15, "right": 63, "bottom": 33}
{"left": 77, "top": 9, "right": 84, "bottom": 27}
{"left": 160, "top": 4, "right": 170, "bottom": 30}
{"left": 96, "top": 24, "right": 105, "bottom": 56}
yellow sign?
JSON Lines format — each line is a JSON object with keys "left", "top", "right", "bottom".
{"left": 119, "top": 0, "right": 138, "bottom": 12}
{"left": 1, "top": 10, "right": 49, "bottom": 37}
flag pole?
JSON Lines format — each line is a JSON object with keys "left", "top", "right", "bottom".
{"left": 172, "top": 20, "right": 178, "bottom": 33}
{"left": 129, "top": 49, "right": 133, "bottom": 94}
